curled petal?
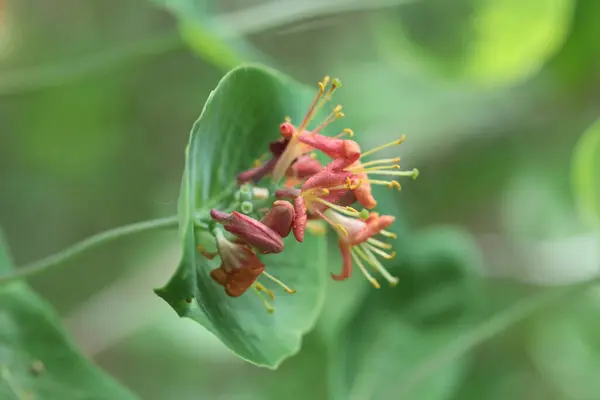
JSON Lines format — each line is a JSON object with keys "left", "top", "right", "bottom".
{"left": 237, "top": 158, "right": 278, "bottom": 184}
{"left": 349, "top": 214, "right": 395, "bottom": 245}
{"left": 353, "top": 177, "right": 377, "bottom": 209}
{"left": 270, "top": 138, "right": 290, "bottom": 155}
{"left": 210, "top": 266, "right": 229, "bottom": 286}
{"left": 261, "top": 200, "right": 295, "bottom": 238}
{"left": 224, "top": 262, "right": 265, "bottom": 297}
{"left": 211, "top": 209, "right": 284, "bottom": 254}
{"left": 210, "top": 261, "right": 265, "bottom": 297}
{"left": 293, "top": 196, "right": 307, "bottom": 243}
{"left": 301, "top": 169, "right": 353, "bottom": 192}
{"left": 288, "top": 155, "right": 323, "bottom": 179}
{"left": 336, "top": 191, "right": 357, "bottom": 207}
{"left": 331, "top": 241, "right": 353, "bottom": 281}
{"left": 210, "top": 209, "right": 232, "bottom": 223}
{"left": 298, "top": 134, "right": 360, "bottom": 161}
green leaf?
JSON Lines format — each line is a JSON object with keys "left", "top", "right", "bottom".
{"left": 572, "top": 117, "right": 600, "bottom": 230}
{"left": 0, "top": 229, "right": 137, "bottom": 399}
{"left": 329, "top": 227, "right": 481, "bottom": 400}
{"left": 155, "top": 65, "right": 328, "bottom": 368}
{"left": 151, "top": 0, "right": 271, "bottom": 70}
{"left": 373, "top": 0, "right": 574, "bottom": 86}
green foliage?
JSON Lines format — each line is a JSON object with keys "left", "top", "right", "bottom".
{"left": 529, "top": 292, "right": 600, "bottom": 400}
{"left": 151, "top": 0, "right": 271, "bottom": 70}
{"left": 0, "top": 230, "right": 137, "bottom": 399}
{"left": 373, "top": 0, "right": 574, "bottom": 86}
{"left": 154, "top": 65, "right": 328, "bottom": 368}
{"left": 572, "top": 117, "right": 600, "bottom": 230}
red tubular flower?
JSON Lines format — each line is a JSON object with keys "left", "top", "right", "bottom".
{"left": 319, "top": 208, "right": 398, "bottom": 288}
{"left": 276, "top": 169, "right": 362, "bottom": 243}
{"left": 210, "top": 209, "right": 283, "bottom": 254}
{"left": 271, "top": 76, "right": 353, "bottom": 183}
{"left": 209, "top": 231, "right": 266, "bottom": 297}
{"left": 200, "top": 228, "right": 296, "bottom": 311}
{"left": 237, "top": 138, "right": 290, "bottom": 184}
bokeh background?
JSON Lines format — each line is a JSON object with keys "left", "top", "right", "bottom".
{"left": 1, "top": 0, "right": 600, "bottom": 399}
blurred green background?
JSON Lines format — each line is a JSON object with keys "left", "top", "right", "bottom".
{"left": 1, "top": 0, "right": 600, "bottom": 399}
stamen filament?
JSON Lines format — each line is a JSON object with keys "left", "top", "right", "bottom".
{"left": 336, "top": 128, "right": 354, "bottom": 138}
{"left": 366, "top": 243, "right": 396, "bottom": 259}
{"left": 364, "top": 168, "right": 418, "bottom": 177}
{"left": 297, "top": 77, "right": 328, "bottom": 132}
{"left": 380, "top": 230, "right": 397, "bottom": 239}
{"left": 360, "top": 135, "right": 406, "bottom": 158}
{"left": 262, "top": 271, "right": 296, "bottom": 294}
{"left": 367, "top": 237, "right": 393, "bottom": 249}
{"left": 363, "top": 247, "right": 399, "bottom": 286}
{"left": 252, "top": 284, "right": 275, "bottom": 313}
{"left": 366, "top": 179, "right": 402, "bottom": 190}
{"left": 351, "top": 248, "right": 380, "bottom": 288}
{"left": 358, "top": 158, "right": 401, "bottom": 168}
{"left": 311, "top": 106, "right": 344, "bottom": 135}
{"left": 315, "top": 209, "right": 347, "bottom": 237}
{"left": 352, "top": 165, "right": 400, "bottom": 173}
{"left": 314, "top": 197, "right": 361, "bottom": 217}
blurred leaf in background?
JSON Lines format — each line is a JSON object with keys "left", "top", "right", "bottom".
{"left": 0, "top": 229, "right": 137, "bottom": 399}
{"left": 373, "top": 0, "right": 574, "bottom": 87}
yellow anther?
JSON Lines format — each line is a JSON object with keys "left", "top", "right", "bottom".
{"left": 390, "top": 181, "right": 402, "bottom": 190}
{"left": 345, "top": 206, "right": 359, "bottom": 214}
{"left": 253, "top": 159, "right": 263, "bottom": 168}
{"left": 396, "top": 135, "right": 406, "bottom": 145}
{"left": 332, "top": 78, "right": 342, "bottom": 89}
{"left": 367, "top": 238, "right": 393, "bottom": 249}
{"left": 380, "top": 230, "right": 397, "bottom": 239}
{"left": 337, "top": 224, "right": 349, "bottom": 236}
{"left": 252, "top": 283, "right": 275, "bottom": 313}
{"left": 333, "top": 105, "right": 343, "bottom": 113}
{"left": 284, "top": 116, "right": 291, "bottom": 123}
{"left": 336, "top": 112, "right": 345, "bottom": 118}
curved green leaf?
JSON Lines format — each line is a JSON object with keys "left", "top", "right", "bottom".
{"left": 155, "top": 65, "right": 328, "bottom": 368}
{"left": 0, "top": 230, "right": 137, "bottom": 399}
{"left": 572, "top": 117, "right": 600, "bottom": 230}
{"left": 373, "top": 0, "right": 573, "bottom": 86}
{"left": 151, "top": 0, "right": 272, "bottom": 70}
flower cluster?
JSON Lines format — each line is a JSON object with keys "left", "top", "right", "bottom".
{"left": 199, "top": 76, "right": 418, "bottom": 312}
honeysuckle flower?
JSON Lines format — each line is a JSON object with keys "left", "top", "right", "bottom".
{"left": 276, "top": 170, "right": 362, "bottom": 242}
{"left": 237, "top": 138, "right": 289, "bottom": 184}
{"left": 272, "top": 76, "right": 355, "bottom": 182}
{"left": 210, "top": 209, "right": 284, "bottom": 254}
{"left": 201, "top": 230, "right": 294, "bottom": 312}
{"left": 322, "top": 208, "right": 398, "bottom": 288}
{"left": 209, "top": 230, "right": 265, "bottom": 295}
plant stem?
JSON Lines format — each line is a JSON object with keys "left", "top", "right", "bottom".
{"left": 0, "top": 215, "right": 179, "bottom": 285}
